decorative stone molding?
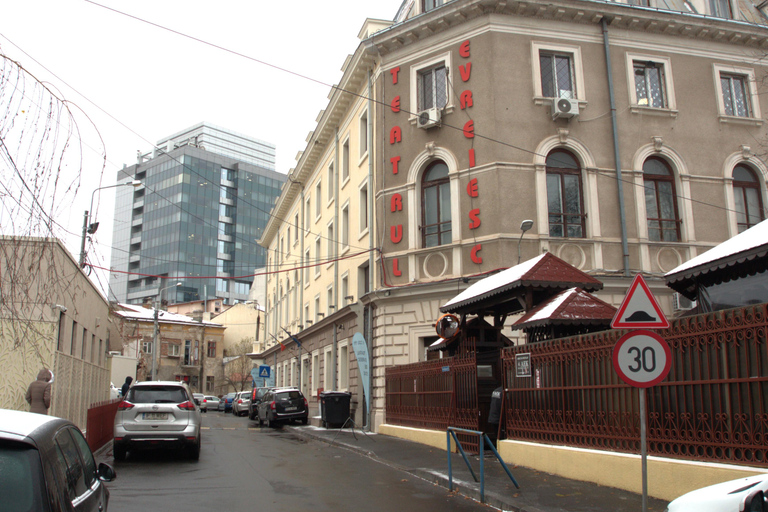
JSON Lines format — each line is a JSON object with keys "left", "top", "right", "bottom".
{"left": 558, "top": 128, "right": 569, "bottom": 144}
{"left": 741, "top": 145, "right": 752, "bottom": 159}
{"left": 652, "top": 136, "right": 664, "bottom": 152}
{"left": 426, "top": 141, "right": 436, "bottom": 156}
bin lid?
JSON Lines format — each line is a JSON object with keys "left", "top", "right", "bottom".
{"left": 320, "top": 391, "right": 351, "bottom": 397}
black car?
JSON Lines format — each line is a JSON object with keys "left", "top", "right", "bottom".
{"left": 0, "top": 408, "right": 116, "bottom": 512}
{"left": 257, "top": 388, "right": 309, "bottom": 427}
{"left": 248, "top": 387, "right": 273, "bottom": 420}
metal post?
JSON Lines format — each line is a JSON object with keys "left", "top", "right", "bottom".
{"left": 78, "top": 210, "right": 89, "bottom": 268}
{"left": 640, "top": 388, "right": 648, "bottom": 512}
{"left": 152, "top": 305, "right": 159, "bottom": 381}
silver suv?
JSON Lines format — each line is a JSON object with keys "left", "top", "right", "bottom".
{"left": 113, "top": 381, "right": 202, "bottom": 460}
{"left": 232, "top": 391, "right": 251, "bottom": 416}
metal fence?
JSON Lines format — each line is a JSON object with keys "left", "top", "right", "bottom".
{"left": 85, "top": 398, "right": 120, "bottom": 452}
{"left": 501, "top": 303, "right": 768, "bottom": 466}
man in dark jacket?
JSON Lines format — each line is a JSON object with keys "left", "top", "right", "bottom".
{"left": 25, "top": 368, "right": 52, "bottom": 415}
{"left": 121, "top": 376, "right": 133, "bottom": 397}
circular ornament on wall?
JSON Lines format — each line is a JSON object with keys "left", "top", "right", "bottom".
{"left": 656, "top": 247, "right": 682, "bottom": 273}
{"left": 556, "top": 244, "right": 586, "bottom": 270}
{"left": 423, "top": 251, "right": 448, "bottom": 279}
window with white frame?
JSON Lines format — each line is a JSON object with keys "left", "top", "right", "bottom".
{"left": 305, "top": 196, "right": 311, "bottom": 229}
{"left": 359, "top": 110, "right": 368, "bottom": 159}
{"left": 359, "top": 181, "right": 369, "bottom": 234}
{"left": 304, "top": 303, "right": 310, "bottom": 324}
{"left": 314, "top": 296, "right": 321, "bottom": 320}
{"left": 532, "top": 42, "right": 584, "bottom": 102}
{"left": 294, "top": 214, "right": 299, "bottom": 243}
{"left": 324, "top": 348, "right": 333, "bottom": 390}
{"left": 327, "top": 286, "right": 334, "bottom": 315}
{"left": 339, "top": 343, "right": 349, "bottom": 390}
{"left": 422, "top": 0, "right": 444, "bottom": 12}
{"left": 626, "top": 54, "right": 675, "bottom": 111}
{"left": 417, "top": 63, "right": 448, "bottom": 111}
{"left": 314, "top": 237, "right": 321, "bottom": 278}
{"left": 341, "top": 274, "right": 349, "bottom": 304}
{"left": 732, "top": 164, "right": 765, "bottom": 233}
{"left": 315, "top": 181, "right": 322, "bottom": 218}
{"left": 304, "top": 248, "right": 311, "bottom": 284}
{"left": 328, "top": 162, "right": 335, "bottom": 203}
{"left": 312, "top": 353, "right": 319, "bottom": 395}
{"left": 342, "top": 138, "right": 350, "bottom": 183}
{"left": 710, "top": 0, "right": 733, "bottom": 18}
{"left": 286, "top": 228, "right": 290, "bottom": 256}
{"left": 714, "top": 65, "right": 760, "bottom": 120}
{"left": 142, "top": 340, "right": 153, "bottom": 354}
{"left": 341, "top": 202, "right": 349, "bottom": 249}
{"left": 327, "top": 221, "right": 334, "bottom": 260}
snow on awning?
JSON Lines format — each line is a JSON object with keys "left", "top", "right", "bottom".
{"left": 665, "top": 218, "right": 768, "bottom": 297}
{"left": 441, "top": 252, "right": 603, "bottom": 314}
{"left": 511, "top": 287, "right": 617, "bottom": 331}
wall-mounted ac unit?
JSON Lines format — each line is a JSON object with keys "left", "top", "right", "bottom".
{"left": 672, "top": 292, "right": 697, "bottom": 311}
{"left": 417, "top": 107, "right": 442, "bottom": 129}
{"left": 552, "top": 98, "right": 579, "bottom": 119}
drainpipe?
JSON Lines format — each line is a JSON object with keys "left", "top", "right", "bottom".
{"left": 366, "top": 69, "right": 375, "bottom": 430}
{"left": 602, "top": 17, "right": 630, "bottom": 277}
{"left": 333, "top": 128, "right": 340, "bottom": 389}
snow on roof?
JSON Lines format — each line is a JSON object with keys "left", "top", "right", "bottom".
{"left": 443, "top": 254, "right": 546, "bottom": 309}
{"left": 666, "top": 218, "right": 768, "bottom": 278}
{"left": 525, "top": 287, "right": 575, "bottom": 323}
{"left": 113, "top": 303, "right": 223, "bottom": 327}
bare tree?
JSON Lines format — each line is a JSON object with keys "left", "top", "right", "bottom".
{"left": 222, "top": 338, "right": 255, "bottom": 393}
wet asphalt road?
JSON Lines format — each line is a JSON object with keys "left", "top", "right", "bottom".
{"left": 101, "top": 410, "right": 496, "bottom": 512}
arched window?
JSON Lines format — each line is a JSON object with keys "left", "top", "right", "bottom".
{"left": 643, "top": 157, "right": 680, "bottom": 242}
{"left": 421, "top": 161, "right": 451, "bottom": 247}
{"left": 733, "top": 164, "right": 764, "bottom": 233}
{"left": 546, "top": 150, "right": 585, "bottom": 238}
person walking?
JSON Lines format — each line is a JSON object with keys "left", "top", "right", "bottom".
{"left": 25, "top": 368, "right": 53, "bottom": 415}
{"left": 120, "top": 376, "right": 133, "bottom": 397}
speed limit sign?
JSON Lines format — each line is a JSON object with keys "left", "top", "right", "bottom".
{"left": 612, "top": 330, "right": 671, "bottom": 388}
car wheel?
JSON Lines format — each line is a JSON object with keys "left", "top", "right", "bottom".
{"left": 113, "top": 442, "right": 127, "bottom": 461}
{"left": 258, "top": 414, "right": 263, "bottom": 427}
{"left": 188, "top": 437, "right": 200, "bottom": 461}
{"left": 301, "top": 417, "right": 308, "bottom": 425}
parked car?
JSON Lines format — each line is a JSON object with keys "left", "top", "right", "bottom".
{"left": 113, "top": 380, "right": 202, "bottom": 460}
{"left": 248, "top": 387, "right": 273, "bottom": 420}
{"left": 0, "top": 408, "right": 116, "bottom": 512}
{"left": 223, "top": 392, "right": 236, "bottom": 413}
{"left": 192, "top": 393, "right": 207, "bottom": 413}
{"left": 205, "top": 395, "right": 220, "bottom": 412}
{"left": 257, "top": 387, "right": 309, "bottom": 427}
{"left": 232, "top": 391, "right": 251, "bottom": 416}
{"left": 666, "top": 474, "right": 768, "bottom": 512}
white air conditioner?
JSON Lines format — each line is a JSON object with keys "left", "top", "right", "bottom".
{"left": 417, "top": 107, "right": 442, "bottom": 129}
{"left": 552, "top": 98, "right": 580, "bottom": 119}
{"left": 673, "top": 292, "right": 697, "bottom": 311}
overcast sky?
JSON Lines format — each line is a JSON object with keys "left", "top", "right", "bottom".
{"left": 1, "top": 0, "right": 404, "bottom": 294}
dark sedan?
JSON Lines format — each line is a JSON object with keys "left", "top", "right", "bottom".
{"left": 0, "top": 408, "right": 116, "bottom": 512}
{"left": 257, "top": 388, "right": 309, "bottom": 427}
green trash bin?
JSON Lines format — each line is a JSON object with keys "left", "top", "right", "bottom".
{"left": 319, "top": 391, "right": 351, "bottom": 428}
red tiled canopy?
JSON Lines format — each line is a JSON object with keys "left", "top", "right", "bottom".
{"left": 511, "top": 287, "right": 617, "bottom": 331}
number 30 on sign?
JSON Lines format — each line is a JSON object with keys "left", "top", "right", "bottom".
{"left": 612, "top": 330, "right": 671, "bottom": 388}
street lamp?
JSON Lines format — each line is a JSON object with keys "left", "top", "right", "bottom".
{"left": 518, "top": 219, "right": 534, "bottom": 265}
{"left": 151, "top": 281, "right": 182, "bottom": 381}
{"left": 79, "top": 180, "right": 142, "bottom": 268}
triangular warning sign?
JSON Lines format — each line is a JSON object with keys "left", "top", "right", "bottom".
{"left": 611, "top": 274, "right": 669, "bottom": 329}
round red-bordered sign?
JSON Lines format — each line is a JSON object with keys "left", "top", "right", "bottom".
{"left": 612, "top": 330, "right": 671, "bottom": 388}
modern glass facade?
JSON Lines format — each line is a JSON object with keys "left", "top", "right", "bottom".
{"left": 109, "top": 127, "right": 284, "bottom": 306}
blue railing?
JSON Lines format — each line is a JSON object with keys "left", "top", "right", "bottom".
{"left": 446, "top": 427, "right": 519, "bottom": 503}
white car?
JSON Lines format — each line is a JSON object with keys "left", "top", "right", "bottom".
{"left": 666, "top": 474, "right": 768, "bottom": 512}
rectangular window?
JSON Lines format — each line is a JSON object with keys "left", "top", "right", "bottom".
{"left": 314, "top": 238, "right": 321, "bottom": 278}
{"left": 184, "top": 340, "right": 192, "bottom": 366}
{"left": 359, "top": 183, "right": 369, "bottom": 232}
{"left": 315, "top": 181, "right": 322, "bottom": 218}
{"left": 327, "top": 221, "right": 334, "bottom": 259}
{"left": 207, "top": 341, "right": 216, "bottom": 358}
{"left": 342, "top": 139, "right": 350, "bottom": 182}
{"left": 327, "top": 287, "right": 334, "bottom": 315}
{"left": 417, "top": 64, "right": 448, "bottom": 111}
{"left": 312, "top": 353, "right": 320, "bottom": 395}
{"left": 314, "top": 296, "right": 321, "bottom": 320}
{"left": 304, "top": 248, "right": 311, "bottom": 284}
{"left": 57, "top": 313, "right": 66, "bottom": 352}
{"left": 339, "top": 344, "right": 349, "bottom": 390}
{"left": 70, "top": 321, "right": 77, "bottom": 356}
{"left": 305, "top": 196, "right": 312, "bottom": 228}
{"left": 168, "top": 343, "right": 180, "bottom": 357}
{"left": 720, "top": 73, "right": 751, "bottom": 117}
{"left": 342, "top": 274, "right": 349, "bottom": 305}
{"left": 324, "top": 349, "right": 333, "bottom": 390}
{"left": 142, "top": 340, "right": 153, "bottom": 354}
{"left": 423, "top": 0, "right": 444, "bottom": 12}
{"left": 286, "top": 228, "right": 290, "bottom": 255}
{"left": 539, "top": 52, "right": 574, "bottom": 99}
{"left": 206, "top": 376, "right": 214, "bottom": 393}
{"left": 710, "top": 0, "right": 733, "bottom": 18}
{"left": 634, "top": 61, "right": 666, "bottom": 108}
{"left": 81, "top": 329, "right": 88, "bottom": 360}
{"left": 328, "top": 163, "right": 335, "bottom": 202}
{"left": 359, "top": 111, "right": 368, "bottom": 158}
{"left": 341, "top": 204, "right": 349, "bottom": 249}
{"left": 294, "top": 214, "right": 299, "bottom": 243}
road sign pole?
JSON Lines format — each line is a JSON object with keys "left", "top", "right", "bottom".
{"left": 640, "top": 387, "right": 648, "bottom": 512}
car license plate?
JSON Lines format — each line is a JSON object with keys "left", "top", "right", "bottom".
{"left": 284, "top": 406, "right": 297, "bottom": 412}
{"left": 142, "top": 412, "right": 168, "bottom": 420}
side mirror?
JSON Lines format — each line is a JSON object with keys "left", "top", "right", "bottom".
{"left": 98, "top": 463, "right": 116, "bottom": 482}
{"left": 745, "top": 490, "right": 767, "bottom": 512}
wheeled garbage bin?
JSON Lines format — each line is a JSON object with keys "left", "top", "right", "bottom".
{"left": 319, "top": 391, "right": 351, "bottom": 428}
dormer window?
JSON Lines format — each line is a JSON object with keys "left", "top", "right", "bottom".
{"left": 423, "top": 0, "right": 444, "bottom": 13}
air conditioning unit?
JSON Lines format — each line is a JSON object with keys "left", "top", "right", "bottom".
{"left": 417, "top": 107, "right": 442, "bottom": 129}
{"left": 672, "top": 292, "right": 697, "bottom": 311}
{"left": 552, "top": 98, "right": 580, "bottom": 119}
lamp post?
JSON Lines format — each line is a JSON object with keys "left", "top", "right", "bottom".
{"left": 518, "top": 219, "right": 534, "bottom": 265}
{"left": 152, "top": 282, "right": 182, "bottom": 381}
{"left": 79, "top": 180, "right": 142, "bottom": 268}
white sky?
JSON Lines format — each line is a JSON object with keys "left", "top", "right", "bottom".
{"left": 1, "top": 0, "right": 403, "bottom": 295}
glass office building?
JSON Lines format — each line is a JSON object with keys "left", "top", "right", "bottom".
{"left": 109, "top": 124, "right": 285, "bottom": 306}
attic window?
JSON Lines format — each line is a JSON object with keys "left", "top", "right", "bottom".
{"left": 423, "top": 0, "right": 444, "bottom": 13}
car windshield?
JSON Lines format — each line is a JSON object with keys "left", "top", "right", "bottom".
{"left": 276, "top": 391, "right": 302, "bottom": 400}
{"left": 128, "top": 386, "right": 188, "bottom": 404}
{"left": 0, "top": 441, "right": 46, "bottom": 512}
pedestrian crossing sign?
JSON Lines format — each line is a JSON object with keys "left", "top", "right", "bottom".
{"left": 258, "top": 365, "right": 270, "bottom": 378}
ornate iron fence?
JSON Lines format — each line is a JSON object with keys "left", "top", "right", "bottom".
{"left": 385, "top": 355, "right": 479, "bottom": 450}
{"left": 501, "top": 303, "right": 768, "bottom": 467}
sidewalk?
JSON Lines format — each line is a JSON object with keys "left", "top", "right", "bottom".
{"left": 286, "top": 424, "right": 669, "bottom": 512}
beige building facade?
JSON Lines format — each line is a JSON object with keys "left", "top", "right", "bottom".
{"left": 262, "top": 0, "right": 768, "bottom": 430}
{"left": 0, "top": 237, "right": 117, "bottom": 429}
